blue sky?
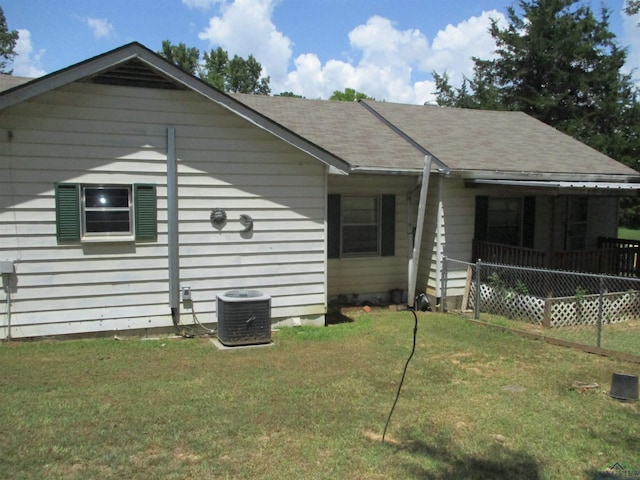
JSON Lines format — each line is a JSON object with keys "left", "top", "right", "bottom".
{"left": 4, "top": 0, "right": 639, "bottom": 104}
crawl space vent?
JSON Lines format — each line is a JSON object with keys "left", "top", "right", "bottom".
{"left": 217, "top": 290, "right": 271, "bottom": 346}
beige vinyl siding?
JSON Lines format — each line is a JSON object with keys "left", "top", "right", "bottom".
{"left": 419, "top": 177, "right": 481, "bottom": 301}
{"left": 327, "top": 174, "right": 415, "bottom": 301}
{"left": 0, "top": 82, "right": 326, "bottom": 338}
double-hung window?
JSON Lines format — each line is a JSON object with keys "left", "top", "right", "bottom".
{"left": 328, "top": 194, "right": 395, "bottom": 258}
{"left": 83, "top": 186, "right": 133, "bottom": 236}
{"left": 342, "top": 196, "right": 380, "bottom": 255}
{"left": 55, "top": 183, "right": 157, "bottom": 242}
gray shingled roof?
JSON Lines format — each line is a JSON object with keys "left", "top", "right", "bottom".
{"left": 232, "top": 94, "right": 427, "bottom": 172}
{"left": 366, "top": 101, "right": 637, "bottom": 176}
{"left": 234, "top": 94, "right": 638, "bottom": 178}
{"left": 0, "top": 74, "right": 33, "bottom": 92}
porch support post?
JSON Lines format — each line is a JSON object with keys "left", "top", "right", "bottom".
{"left": 435, "top": 175, "right": 444, "bottom": 305}
{"left": 408, "top": 155, "right": 432, "bottom": 309}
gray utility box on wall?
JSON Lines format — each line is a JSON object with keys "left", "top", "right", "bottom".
{"left": 217, "top": 290, "right": 271, "bottom": 346}
{"left": 0, "top": 260, "right": 15, "bottom": 274}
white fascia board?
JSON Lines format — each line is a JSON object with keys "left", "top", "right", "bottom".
{"left": 469, "top": 178, "right": 640, "bottom": 190}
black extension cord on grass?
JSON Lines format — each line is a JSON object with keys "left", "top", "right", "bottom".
{"left": 382, "top": 308, "right": 418, "bottom": 443}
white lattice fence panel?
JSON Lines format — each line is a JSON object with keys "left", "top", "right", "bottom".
{"left": 605, "top": 291, "right": 640, "bottom": 324}
{"left": 471, "top": 285, "right": 544, "bottom": 324}
{"left": 546, "top": 291, "right": 640, "bottom": 327}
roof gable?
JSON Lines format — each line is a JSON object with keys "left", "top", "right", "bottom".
{"left": 0, "top": 42, "right": 350, "bottom": 174}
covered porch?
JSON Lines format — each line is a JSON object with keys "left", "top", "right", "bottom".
{"left": 473, "top": 237, "right": 640, "bottom": 277}
{"left": 468, "top": 179, "right": 640, "bottom": 278}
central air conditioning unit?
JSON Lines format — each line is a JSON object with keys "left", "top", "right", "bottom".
{"left": 217, "top": 290, "right": 271, "bottom": 346}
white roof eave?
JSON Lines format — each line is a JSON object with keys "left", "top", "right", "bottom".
{"left": 468, "top": 178, "right": 640, "bottom": 191}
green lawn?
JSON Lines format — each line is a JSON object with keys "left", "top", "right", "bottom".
{"left": 618, "top": 227, "right": 640, "bottom": 241}
{"left": 480, "top": 313, "right": 640, "bottom": 358}
{"left": 1, "top": 311, "right": 639, "bottom": 479}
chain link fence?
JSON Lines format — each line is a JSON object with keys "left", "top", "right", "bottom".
{"left": 443, "top": 257, "right": 640, "bottom": 358}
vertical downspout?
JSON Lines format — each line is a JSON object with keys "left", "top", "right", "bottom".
{"left": 167, "top": 127, "right": 180, "bottom": 326}
{"left": 435, "top": 175, "right": 444, "bottom": 305}
{"left": 323, "top": 165, "right": 329, "bottom": 316}
{"left": 407, "top": 155, "right": 432, "bottom": 308}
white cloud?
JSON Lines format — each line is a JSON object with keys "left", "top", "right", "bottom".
{"left": 12, "top": 29, "right": 46, "bottom": 78}
{"left": 86, "top": 17, "right": 114, "bottom": 40}
{"left": 196, "top": 0, "right": 505, "bottom": 104}
{"left": 198, "top": 0, "right": 292, "bottom": 85}
{"left": 621, "top": 8, "right": 640, "bottom": 86}
{"left": 425, "top": 10, "right": 506, "bottom": 85}
{"left": 182, "top": 0, "right": 222, "bottom": 8}
{"left": 284, "top": 11, "right": 504, "bottom": 104}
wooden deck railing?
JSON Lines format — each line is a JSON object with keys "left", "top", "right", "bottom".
{"left": 473, "top": 237, "right": 640, "bottom": 277}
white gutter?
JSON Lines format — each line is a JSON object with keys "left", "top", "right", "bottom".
{"left": 468, "top": 178, "right": 640, "bottom": 190}
{"left": 167, "top": 127, "right": 180, "bottom": 326}
{"left": 350, "top": 166, "right": 424, "bottom": 175}
{"left": 407, "top": 155, "right": 432, "bottom": 309}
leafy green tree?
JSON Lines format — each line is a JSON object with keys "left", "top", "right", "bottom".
{"left": 625, "top": 0, "right": 639, "bottom": 16}
{"left": 158, "top": 40, "right": 199, "bottom": 76}
{"left": 159, "top": 40, "right": 270, "bottom": 95}
{"left": 0, "top": 7, "right": 19, "bottom": 74}
{"left": 275, "top": 91, "right": 304, "bottom": 98}
{"left": 626, "top": 0, "right": 640, "bottom": 25}
{"left": 200, "top": 47, "right": 228, "bottom": 91}
{"left": 226, "top": 54, "right": 270, "bottom": 95}
{"left": 433, "top": 69, "right": 502, "bottom": 110}
{"left": 329, "top": 88, "right": 374, "bottom": 101}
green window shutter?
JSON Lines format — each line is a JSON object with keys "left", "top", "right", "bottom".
{"left": 380, "top": 194, "right": 396, "bottom": 257}
{"left": 134, "top": 184, "right": 157, "bottom": 241}
{"left": 522, "top": 196, "right": 536, "bottom": 248}
{"left": 474, "top": 195, "right": 489, "bottom": 242}
{"left": 55, "top": 183, "right": 80, "bottom": 242}
{"left": 327, "top": 194, "right": 341, "bottom": 259}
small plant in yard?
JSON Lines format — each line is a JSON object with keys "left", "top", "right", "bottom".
{"left": 1, "top": 311, "right": 639, "bottom": 479}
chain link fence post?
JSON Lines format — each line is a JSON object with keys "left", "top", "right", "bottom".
{"left": 597, "top": 275, "right": 604, "bottom": 348}
{"left": 442, "top": 255, "right": 448, "bottom": 313}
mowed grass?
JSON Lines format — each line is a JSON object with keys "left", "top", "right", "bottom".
{"left": 618, "top": 227, "right": 640, "bottom": 241}
{"left": 1, "top": 311, "right": 639, "bottom": 479}
{"left": 481, "top": 313, "right": 640, "bottom": 357}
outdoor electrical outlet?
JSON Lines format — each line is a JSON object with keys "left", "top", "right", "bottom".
{"left": 181, "top": 287, "right": 191, "bottom": 301}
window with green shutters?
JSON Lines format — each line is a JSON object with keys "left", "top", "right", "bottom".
{"left": 55, "top": 183, "right": 157, "bottom": 242}
{"left": 327, "top": 194, "right": 395, "bottom": 258}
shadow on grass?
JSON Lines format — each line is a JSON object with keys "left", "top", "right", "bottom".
{"left": 325, "top": 311, "right": 355, "bottom": 325}
{"left": 402, "top": 438, "right": 542, "bottom": 479}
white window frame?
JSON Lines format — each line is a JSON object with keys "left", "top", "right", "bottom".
{"left": 340, "top": 195, "right": 381, "bottom": 257}
{"left": 81, "top": 185, "right": 134, "bottom": 238}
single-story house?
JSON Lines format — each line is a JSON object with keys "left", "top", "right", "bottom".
{"left": 1, "top": 42, "right": 639, "bottom": 339}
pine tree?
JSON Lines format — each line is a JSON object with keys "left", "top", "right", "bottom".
{"left": 433, "top": 0, "right": 640, "bottom": 169}
{"left": 0, "top": 7, "right": 19, "bottom": 74}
